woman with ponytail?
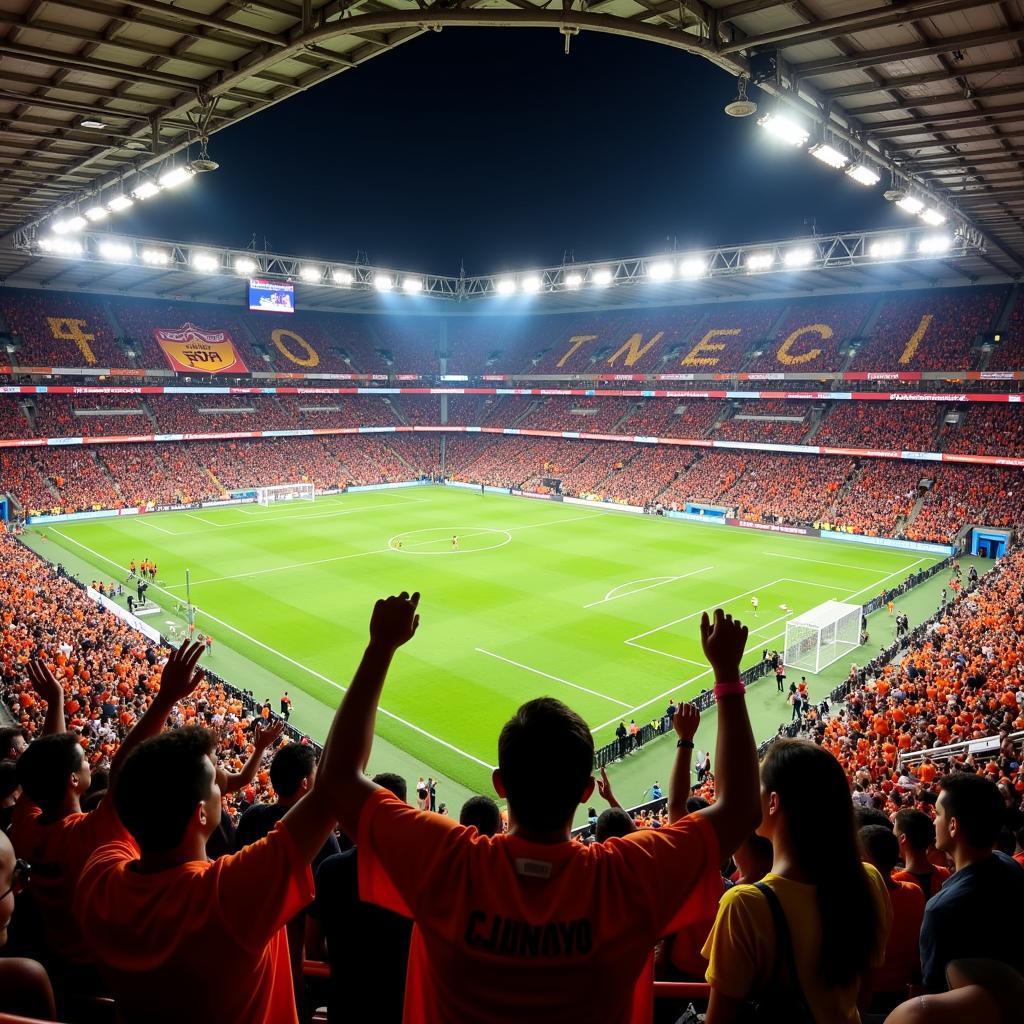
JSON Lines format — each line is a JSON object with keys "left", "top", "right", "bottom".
{"left": 702, "top": 739, "right": 892, "bottom": 1023}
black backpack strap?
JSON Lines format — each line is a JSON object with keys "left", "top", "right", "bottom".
{"left": 753, "top": 882, "right": 812, "bottom": 1013}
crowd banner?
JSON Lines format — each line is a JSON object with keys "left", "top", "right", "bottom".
{"left": 154, "top": 324, "right": 249, "bottom": 375}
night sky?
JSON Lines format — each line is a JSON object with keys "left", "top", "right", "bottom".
{"left": 116, "top": 29, "right": 905, "bottom": 276}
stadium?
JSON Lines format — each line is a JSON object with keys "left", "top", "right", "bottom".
{"left": 0, "top": 0, "right": 1022, "bottom": 1022}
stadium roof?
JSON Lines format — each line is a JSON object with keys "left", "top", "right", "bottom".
{"left": 0, "top": 0, "right": 1021, "bottom": 289}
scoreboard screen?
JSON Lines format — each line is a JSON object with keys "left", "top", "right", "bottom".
{"left": 248, "top": 278, "right": 295, "bottom": 313}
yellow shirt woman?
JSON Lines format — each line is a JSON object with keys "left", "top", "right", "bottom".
{"left": 702, "top": 864, "right": 892, "bottom": 1023}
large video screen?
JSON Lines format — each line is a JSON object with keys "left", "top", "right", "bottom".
{"left": 248, "top": 278, "right": 295, "bottom": 314}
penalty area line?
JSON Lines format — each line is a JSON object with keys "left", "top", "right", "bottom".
{"left": 585, "top": 565, "right": 713, "bottom": 609}
{"left": 49, "top": 528, "right": 496, "bottom": 772}
{"left": 475, "top": 648, "right": 632, "bottom": 708}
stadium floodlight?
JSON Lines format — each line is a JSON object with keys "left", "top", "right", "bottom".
{"left": 647, "top": 260, "right": 674, "bottom": 282}
{"left": 757, "top": 111, "right": 809, "bottom": 147}
{"left": 39, "top": 236, "right": 83, "bottom": 256}
{"left": 98, "top": 240, "right": 133, "bottom": 262}
{"left": 678, "top": 257, "right": 706, "bottom": 279}
{"left": 140, "top": 248, "right": 170, "bottom": 265}
{"left": 192, "top": 252, "right": 219, "bottom": 273}
{"left": 746, "top": 252, "right": 774, "bottom": 271}
{"left": 495, "top": 277, "right": 517, "bottom": 295}
{"left": 80, "top": 119, "right": 106, "bottom": 129}
{"left": 895, "top": 195, "right": 925, "bottom": 215}
{"left": 332, "top": 268, "right": 354, "bottom": 286}
{"left": 918, "top": 234, "right": 952, "bottom": 255}
{"left": 521, "top": 275, "right": 542, "bottom": 293}
{"left": 52, "top": 214, "right": 87, "bottom": 234}
{"left": 846, "top": 163, "right": 880, "bottom": 187}
{"left": 132, "top": 180, "right": 161, "bottom": 200}
{"left": 234, "top": 257, "right": 256, "bottom": 275}
{"left": 402, "top": 276, "right": 424, "bottom": 294}
{"left": 373, "top": 274, "right": 393, "bottom": 292}
{"left": 106, "top": 194, "right": 133, "bottom": 212}
{"left": 83, "top": 204, "right": 108, "bottom": 222}
{"left": 159, "top": 166, "right": 193, "bottom": 189}
{"left": 809, "top": 143, "right": 848, "bottom": 169}
{"left": 299, "top": 265, "right": 321, "bottom": 283}
{"left": 564, "top": 272, "right": 583, "bottom": 289}
{"left": 783, "top": 247, "right": 814, "bottom": 268}
{"left": 919, "top": 207, "right": 946, "bottom": 226}
{"left": 592, "top": 268, "right": 613, "bottom": 287}
{"left": 869, "top": 238, "right": 905, "bottom": 259}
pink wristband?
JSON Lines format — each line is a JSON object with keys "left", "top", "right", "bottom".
{"left": 714, "top": 680, "right": 746, "bottom": 700}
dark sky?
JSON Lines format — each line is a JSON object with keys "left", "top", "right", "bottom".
{"left": 117, "top": 29, "right": 904, "bottom": 276}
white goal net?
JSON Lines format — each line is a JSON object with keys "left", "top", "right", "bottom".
{"left": 783, "top": 600, "right": 862, "bottom": 675}
{"left": 255, "top": 482, "right": 315, "bottom": 506}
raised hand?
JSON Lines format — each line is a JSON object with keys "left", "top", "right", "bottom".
{"left": 369, "top": 592, "right": 420, "bottom": 651}
{"left": 27, "top": 658, "right": 64, "bottom": 705}
{"left": 673, "top": 701, "right": 701, "bottom": 742}
{"left": 597, "top": 765, "right": 620, "bottom": 808}
{"left": 700, "top": 608, "right": 748, "bottom": 681}
{"left": 156, "top": 641, "right": 206, "bottom": 705}
{"left": 252, "top": 717, "right": 286, "bottom": 752}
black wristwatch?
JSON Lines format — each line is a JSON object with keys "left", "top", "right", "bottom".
{"left": 677, "top": 739, "right": 694, "bottom": 749}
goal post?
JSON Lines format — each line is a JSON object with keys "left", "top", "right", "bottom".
{"left": 783, "top": 600, "right": 862, "bottom": 675}
{"left": 255, "top": 482, "right": 315, "bottom": 507}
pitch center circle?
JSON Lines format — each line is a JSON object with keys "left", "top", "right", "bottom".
{"left": 388, "top": 527, "right": 512, "bottom": 555}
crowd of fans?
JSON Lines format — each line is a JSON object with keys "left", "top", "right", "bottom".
{"left": 0, "top": 528, "right": 1021, "bottom": 1023}
{"left": 940, "top": 405, "right": 1024, "bottom": 458}
{"left": 828, "top": 462, "right": 931, "bottom": 538}
{"left": 907, "top": 465, "right": 1023, "bottom": 543}
{"left": 817, "top": 403, "right": 942, "bottom": 453}
{"left": 715, "top": 401, "right": 811, "bottom": 444}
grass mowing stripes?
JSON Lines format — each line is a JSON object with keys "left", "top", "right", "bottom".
{"left": 40, "top": 486, "right": 940, "bottom": 795}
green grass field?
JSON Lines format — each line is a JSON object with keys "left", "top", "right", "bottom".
{"left": 31, "top": 486, "right": 944, "bottom": 798}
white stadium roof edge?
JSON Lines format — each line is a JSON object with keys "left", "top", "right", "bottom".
{"left": 0, "top": 0, "right": 1021, "bottom": 311}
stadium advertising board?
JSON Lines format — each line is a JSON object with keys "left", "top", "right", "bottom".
{"left": 248, "top": 278, "right": 295, "bottom": 313}
{"left": 154, "top": 325, "right": 249, "bottom": 375}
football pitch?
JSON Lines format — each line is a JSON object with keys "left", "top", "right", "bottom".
{"left": 33, "top": 485, "right": 943, "bottom": 795}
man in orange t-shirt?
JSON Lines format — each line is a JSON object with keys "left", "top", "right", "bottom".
{"left": 332, "top": 596, "right": 760, "bottom": 1024}
{"left": 861, "top": 824, "right": 926, "bottom": 1008}
{"left": 74, "top": 639, "right": 356, "bottom": 1024}
{"left": 893, "top": 809, "right": 950, "bottom": 898}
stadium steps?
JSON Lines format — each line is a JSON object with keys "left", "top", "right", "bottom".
{"left": 388, "top": 397, "right": 410, "bottom": 426}
{"left": 992, "top": 282, "right": 1019, "bottom": 335}
{"left": 613, "top": 401, "right": 645, "bottom": 432}
{"left": 902, "top": 493, "right": 930, "bottom": 530}
{"left": 204, "top": 465, "right": 226, "bottom": 492}
{"left": 801, "top": 403, "right": 828, "bottom": 443}
{"left": 101, "top": 299, "right": 137, "bottom": 364}
{"left": 707, "top": 402, "right": 734, "bottom": 436}
{"left": 140, "top": 398, "right": 160, "bottom": 431}
{"left": 93, "top": 451, "right": 124, "bottom": 498}
{"left": 845, "top": 293, "right": 890, "bottom": 366}
{"left": 734, "top": 303, "right": 795, "bottom": 373}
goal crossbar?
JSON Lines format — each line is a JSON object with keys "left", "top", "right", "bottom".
{"left": 783, "top": 600, "right": 861, "bottom": 675}
{"left": 255, "top": 482, "right": 315, "bottom": 506}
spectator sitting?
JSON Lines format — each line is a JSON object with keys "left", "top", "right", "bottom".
{"left": 860, "top": 824, "right": 926, "bottom": 1011}
{"left": 313, "top": 772, "right": 413, "bottom": 1024}
{"left": 330, "top": 599, "right": 759, "bottom": 1023}
{"left": 0, "top": 727, "right": 28, "bottom": 761}
{"left": 73, "top": 639, "right": 351, "bottom": 1024}
{"left": 0, "top": 829, "right": 56, "bottom": 1020}
{"left": 886, "top": 958, "right": 1024, "bottom": 1024}
{"left": 460, "top": 795, "right": 503, "bottom": 837}
{"left": 702, "top": 739, "right": 891, "bottom": 1023}
{"left": 919, "top": 773, "right": 1024, "bottom": 991}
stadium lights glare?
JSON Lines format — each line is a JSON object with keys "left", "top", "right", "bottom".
{"left": 79, "top": 119, "right": 106, "bottom": 129}
{"left": 647, "top": 260, "right": 674, "bottom": 282}
{"left": 757, "top": 111, "right": 809, "bottom": 147}
{"left": 106, "top": 194, "right": 134, "bottom": 212}
{"left": 159, "top": 166, "right": 194, "bottom": 189}
{"left": 98, "top": 240, "right": 133, "bottom": 262}
{"left": 521, "top": 275, "right": 543, "bottom": 294}
{"left": 846, "top": 163, "right": 880, "bottom": 187}
{"left": 192, "top": 252, "right": 219, "bottom": 273}
{"left": 299, "top": 266, "right": 321, "bottom": 283}
{"left": 895, "top": 195, "right": 925, "bottom": 215}
{"left": 592, "top": 268, "right": 613, "bottom": 287}
{"left": 140, "top": 248, "right": 170, "bottom": 265}
{"left": 678, "top": 257, "right": 707, "bottom": 279}
{"left": 495, "top": 277, "right": 517, "bottom": 295}
{"left": 402, "top": 276, "right": 424, "bottom": 294}
{"left": 918, "top": 234, "right": 952, "bottom": 255}
{"left": 783, "top": 247, "right": 814, "bottom": 268}
{"left": 234, "top": 257, "right": 257, "bottom": 275}
{"left": 52, "top": 215, "right": 87, "bottom": 234}
{"left": 869, "top": 238, "right": 905, "bottom": 259}
{"left": 373, "top": 274, "right": 394, "bottom": 292}
{"left": 564, "top": 272, "right": 583, "bottom": 289}
{"left": 83, "top": 204, "right": 108, "bottom": 223}
{"left": 38, "top": 236, "right": 83, "bottom": 256}
{"left": 746, "top": 252, "right": 774, "bottom": 271}
{"left": 332, "top": 269, "right": 354, "bottom": 286}
{"left": 919, "top": 207, "right": 946, "bottom": 226}
{"left": 809, "top": 143, "right": 848, "bottom": 169}
{"left": 132, "top": 181, "right": 161, "bottom": 200}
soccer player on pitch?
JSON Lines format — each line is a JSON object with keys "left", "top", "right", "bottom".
{"left": 750, "top": 595, "right": 759, "bottom": 617}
